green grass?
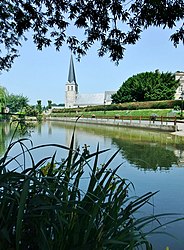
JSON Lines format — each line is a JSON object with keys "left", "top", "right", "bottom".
{"left": 0, "top": 125, "right": 182, "bottom": 249}
{"left": 50, "top": 109, "right": 177, "bottom": 118}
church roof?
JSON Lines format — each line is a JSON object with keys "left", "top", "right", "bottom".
{"left": 76, "top": 93, "right": 105, "bottom": 106}
{"left": 68, "top": 54, "right": 77, "bottom": 84}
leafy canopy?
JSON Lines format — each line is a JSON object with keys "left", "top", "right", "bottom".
{"left": 7, "top": 94, "right": 29, "bottom": 113}
{"left": 0, "top": 0, "right": 184, "bottom": 71}
{"left": 112, "top": 71, "right": 180, "bottom": 103}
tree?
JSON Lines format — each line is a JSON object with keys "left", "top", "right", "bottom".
{"left": 0, "top": 0, "right": 184, "bottom": 71}
{"left": 24, "top": 105, "right": 38, "bottom": 116}
{"left": 47, "top": 100, "right": 52, "bottom": 110}
{"left": 36, "top": 100, "right": 42, "bottom": 114}
{"left": 7, "top": 94, "right": 29, "bottom": 113}
{"left": 0, "top": 86, "right": 8, "bottom": 112}
{"left": 112, "top": 71, "right": 180, "bottom": 103}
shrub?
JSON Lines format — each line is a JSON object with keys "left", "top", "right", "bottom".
{"left": 52, "top": 100, "right": 182, "bottom": 115}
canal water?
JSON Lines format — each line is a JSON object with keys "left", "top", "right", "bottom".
{"left": 1, "top": 121, "right": 184, "bottom": 249}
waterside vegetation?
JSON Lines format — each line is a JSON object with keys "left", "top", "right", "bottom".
{"left": 0, "top": 126, "right": 182, "bottom": 249}
{"left": 50, "top": 100, "right": 182, "bottom": 119}
{"left": 51, "top": 108, "right": 174, "bottom": 119}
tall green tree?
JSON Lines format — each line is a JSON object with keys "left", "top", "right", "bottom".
{"left": 7, "top": 94, "right": 29, "bottom": 113}
{"left": 36, "top": 100, "right": 42, "bottom": 114}
{"left": 112, "top": 71, "right": 180, "bottom": 103}
{"left": 0, "top": 0, "right": 183, "bottom": 71}
{"left": 47, "top": 100, "right": 52, "bottom": 110}
{"left": 0, "top": 86, "right": 8, "bottom": 112}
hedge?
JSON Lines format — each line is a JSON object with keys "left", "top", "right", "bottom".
{"left": 52, "top": 100, "right": 181, "bottom": 113}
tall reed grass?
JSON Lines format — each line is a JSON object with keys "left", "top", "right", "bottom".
{"left": 0, "top": 126, "right": 181, "bottom": 249}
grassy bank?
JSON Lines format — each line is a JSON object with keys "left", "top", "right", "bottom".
{"left": 50, "top": 109, "right": 178, "bottom": 118}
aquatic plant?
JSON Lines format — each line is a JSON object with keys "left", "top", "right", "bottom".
{"left": 0, "top": 129, "right": 181, "bottom": 249}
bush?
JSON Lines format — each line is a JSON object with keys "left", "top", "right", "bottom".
{"left": 0, "top": 129, "right": 179, "bottom": 249}
{"left": 52, "top": 100, "right": 182, "bottom": 115}
{"left": 24, "top": 105, "right": 38, "bottom": 116}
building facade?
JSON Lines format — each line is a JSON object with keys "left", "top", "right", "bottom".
{"left": 174, "top": 71, "right": 184, "bottom": 100}
{"left": 65, "top": 55, "right": 116, "bottom": 108}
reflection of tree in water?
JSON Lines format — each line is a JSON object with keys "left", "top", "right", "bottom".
{"left": 0, "top": 125, "right": 6, "bottom": 155}
{"left": 112, "top": 138, "right": 179, "bottom": 171}
{"left": 0, "top": 122, "right": 34, "bottom": 157}
{"left": 47, "top": 121, "right": 184, "bottom": 171}
{"left": 0, "top": 123, "right": 12, "bottom": 156}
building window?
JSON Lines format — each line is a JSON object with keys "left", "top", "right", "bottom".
{"left": 71, "top": 86, "right": 73, "bottom": 91}
{"left": 68, "top": 86, "right": 70, "bottom": 91}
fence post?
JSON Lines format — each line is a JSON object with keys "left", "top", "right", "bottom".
{"left": 174, "top": 116, "right": 176, "bottom": 126}
{"left": 139, "top": 116, "right": 142, "bottom": 124}
{"left": 161, "top": 116, "right": 163, "bottom": 125}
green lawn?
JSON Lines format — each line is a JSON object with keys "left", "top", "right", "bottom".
{"left": 51, "top": 109, "right": 179, "bottom": 118}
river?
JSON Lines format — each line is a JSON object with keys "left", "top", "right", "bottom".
{"left": 1, "top": 121, "right": 184, "bottom": 249}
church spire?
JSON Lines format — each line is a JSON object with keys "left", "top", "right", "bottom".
{"left": 68, "top": 54, "right": 77, "bottom": 84}
{"left": 65, "top": 54, "right": 78, "bottom": 108}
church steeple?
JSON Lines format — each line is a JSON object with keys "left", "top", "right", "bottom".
{"left": 65, "top": 54, "right": 78, "bottom": 108}
{"left": 68, "top": 54, "right": 77, "bottom": 84}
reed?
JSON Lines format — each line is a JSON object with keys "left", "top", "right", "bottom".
{"left": 0, "top": 128, "right": 181, "bottom": 249}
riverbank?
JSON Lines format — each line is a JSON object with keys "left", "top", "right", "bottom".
{"left": 46, "top": 116, "right": 178, "bottom": 132}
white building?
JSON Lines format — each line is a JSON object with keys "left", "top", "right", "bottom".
{"left": 174, "top": 71, "right": 184, "bottom": 100}
{"left": 65, "top": 55, "right": 116, "bottom": 108}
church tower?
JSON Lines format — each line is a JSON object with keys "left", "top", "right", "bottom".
{"left": 65, "top": 55, "right": 78, "bottom": 108}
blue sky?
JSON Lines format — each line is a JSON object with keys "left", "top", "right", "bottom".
{"left": 0, "top": 26, "right": 183, "bottom": 106}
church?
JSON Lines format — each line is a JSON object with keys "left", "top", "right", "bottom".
{"left": 65, "top": 55, "right": 184, "bottom": 107}
{"left": 65, "top": 55, "right": 116, "bottom": 108}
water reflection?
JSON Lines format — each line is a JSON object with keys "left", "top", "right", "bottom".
{"left": 1, "top": 121, "right": 184, "bottom": 172}
{"left": 49, "top": 121, "right": 184, "bottom": 171}
{"left": 0, "top": 122, "right": 12, "bottom": 155}
{"left": 1, "top": 121, "right": 184, "bottom": 249}
{"left": 0, "top": 121, "right": 36, "bottom": 157}
{"left": 45, "top": 122, "right": 184, "bottom": 249}
{"left": 112, "top": 138, "right": 179, "bottom": 171}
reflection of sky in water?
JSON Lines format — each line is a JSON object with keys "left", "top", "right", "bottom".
{"left": 1, "top": 121, "right": 184, "bottom": 249}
